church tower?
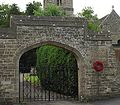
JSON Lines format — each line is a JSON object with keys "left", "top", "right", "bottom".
{"left": 43, "top": 0, "right": 74, "bottom": 16}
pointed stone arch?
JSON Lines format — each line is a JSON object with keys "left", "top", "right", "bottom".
{"left": 14, "top": 41, "right": 85, "bottom": 100}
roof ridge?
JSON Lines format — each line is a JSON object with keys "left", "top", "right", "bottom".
{"left": 99, "top": 9, "right": 120, "bottom": 26}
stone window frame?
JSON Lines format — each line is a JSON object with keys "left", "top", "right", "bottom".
{"left": 57, "top": 0, "right": 62, "bottom": 6}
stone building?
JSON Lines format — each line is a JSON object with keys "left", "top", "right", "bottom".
{"left": 0, "top": 8, "right": 120, "bottom": 103}
{"left": 100, "top": 8, "right": 120, "bottom": 62}
{"left": 43, "top": 0, "right": 74, "bottom": 16}
{"left": 100, "top": 8, "right": 120, "bottom": 44}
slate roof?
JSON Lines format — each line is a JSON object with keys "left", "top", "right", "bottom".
{"left": 100, "top": 9, "right": 120, "bottom": 35}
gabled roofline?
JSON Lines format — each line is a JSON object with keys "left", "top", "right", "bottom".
{"left": 99, "top": 9, "right": 120, "bottom": 26}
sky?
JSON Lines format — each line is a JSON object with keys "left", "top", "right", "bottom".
{"left": 0, "top": 0, "right": 120, "bottom": 18}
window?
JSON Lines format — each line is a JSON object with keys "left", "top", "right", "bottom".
{"left": 57, "top": 0, "right": 62, "bottom": 6}
{"left": 57, "top": 0, "right": 59, "bottom": 5}
{"left": 60, "top": 0, "right": 62, "bottom": 5}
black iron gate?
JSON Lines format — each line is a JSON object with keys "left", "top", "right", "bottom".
{"left": 19, "top": 64, "right": 78, "bottom": 102}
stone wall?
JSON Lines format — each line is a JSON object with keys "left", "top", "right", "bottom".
{"left": 0, "top": 28, "right": 16, "bottom": 39}
{"left": 0, "top": 15, "right": 120, "bottom": 101}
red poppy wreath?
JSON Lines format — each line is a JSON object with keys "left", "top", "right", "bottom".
{"left": 93, "top": 61, "right": 104, "bottom": 72}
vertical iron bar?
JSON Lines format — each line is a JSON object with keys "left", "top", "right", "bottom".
{"left": 64, "top": 65, "right": 66, "bottom": 100}
{"left": 33, "top": 67, "right": 35, "bottom": 101}
{"left": 44, "top": 66, "right": 47, "bottom": 101}
{"left": 75, "top": 65, "right": 78, "bottom": 100}
{"left": 56, "top": 66, "right": 58, "bottom": 100}
{"left": 35, "top": 67, "right": 38, "bottom": 100}
{"left": 40, "top": 66, "right": 43, "bottom": 101}
{"left": 52, "top": 89, "right": 54, "bottom": 101}
{"left": 61, "top": 66, "right": 63, "bottom": 100}
{"left": 23, "top": 72, "right": 24, "bottom": 101}
{"left": 19, "top": 71, "right": 21, "bottom": 102}
{"left": 56, "top": 65, "right": 60, "bottom": 99}
{"left": 30, "top": 68, "right": 32, "bottom": 102}
{"left": 74, "top": 64, "right": 77, "bottom": 100}
{"left": 59, "top": 65, "right": 62, "bottom": 99}
{"left": 52, "top": 66, "right": 54, "bottom": 101}
{"left": 77, "top": 65, "right": 79, "bottom": 100}
{"left": 62, "top": 67, "right": 65, "bottom": 99}
{"left": 66, "top": 63, "right": 69, "bottom": 99}
{"left": 73, "top": 65, "right": 75, "bottom": 99}
{"left": 48, "top": 65, "right": 51, "bottom": 101}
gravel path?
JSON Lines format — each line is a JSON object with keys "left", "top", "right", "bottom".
{"left": 26, "top": 97, "right": 120, "bottom": 105}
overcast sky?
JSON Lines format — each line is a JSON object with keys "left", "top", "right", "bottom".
{"left": 0, "top": 0, "right": 120, "bottom": 18}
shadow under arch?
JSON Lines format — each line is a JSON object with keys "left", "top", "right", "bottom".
{"left": 14, "top": 41, "right": 85, "bottom": 100}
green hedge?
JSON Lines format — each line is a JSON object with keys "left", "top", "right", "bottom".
{"left": 36, "top": 45, "right": 78, "bottom": 97}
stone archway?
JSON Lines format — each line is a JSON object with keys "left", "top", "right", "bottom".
{"left": 14, "top": 41, "right": 85, "bottom": 101}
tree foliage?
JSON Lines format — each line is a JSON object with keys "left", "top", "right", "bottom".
{"left": 0, "top": 1, "right": 66, "bottom": 27}
{"left": 25, "top": 1, "right": 42, "bottom": 15}
{"left": 9, "top": 4, "right": 21, "bottom": 15}
{"left": 0, "top": 3, "right": 22, "bottom": 27}
{"left": 78, "top": 7, "right": 100, "bottom": 31}
{"left": 0, "top": 4, "right": 10, "bottom": 27}
{"left": 36, "top": 45, "right": 77, "bottom": 66}
{"left": 36, "top": 45, "right": 78, "bottom": 97}
{"left": 25, "top": 1, "right": 65, "bottom": 16}
{"left": 34, "top": 3, "right": 65, "bottom": 16}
